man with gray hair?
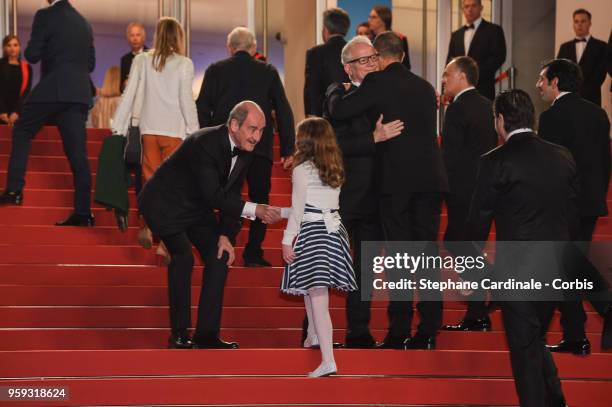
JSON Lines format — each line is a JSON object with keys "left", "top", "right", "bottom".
{"left": 304, "top": 7, "right": 350, "bottom": 117}
{"left": 323, "top": 35, "right": 404, "bottom": 348}
{"left": 329, "top": 31, "right": 448, "bottom": 350}
{"left": 139, "top": 101, "right": 282, "bottom": 350}
{"left": 196, "top": 27, "right": 295, "bottom": 267}
{"left": 120, "top": 22, "right": 148, "bottom": 92}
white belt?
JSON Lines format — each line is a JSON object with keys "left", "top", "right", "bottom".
{"left": 302, "top": 210, "right": 341, "bottom": 234}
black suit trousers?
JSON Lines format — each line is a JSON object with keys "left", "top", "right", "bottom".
{"left": 559, "top": 216, "right": 610, "bottom": 341}
{"left": 344, "top": 213, "right": 381, "bottom": 340}
{"left": 445, "top": 193, "right": 489, "bottom": 320}
{"left": 244, "top": 155, "right": 272, "bottom": 259}
{"left": 380, "top": 192, "right": 443, "bottom": 338}
{"left": 160, "top": 223, "right": 229, "bottom": 339}
{"left": 502, "top": 301, "right": 566, "bottom": 407}
{"left": 7, "top": 102, "right": 91, "bottom": 215}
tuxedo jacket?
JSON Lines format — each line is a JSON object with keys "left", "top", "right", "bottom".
{"left": 196, "top": 51, "right": 295, "bottom": 160}
{"left": 446, "top": 20, "right": 506, "bottom": 100}
{"left": 304, "top": 35, "right": 349, "bottom": 117}
{"left": 328, "top": 62, "right": 448, "bottom": 195}
{"left": 324, "top": 83, "right": 377, "bottom": 219}
{"left": 557, "top": 37, "right": 608, "bottom": 106}
{"left": 538, "top": 93, "right": 610, "bottom": 217}
{"left": 442, "top": 88, "right": 497, "bottom": 199}
{"left": 24, "top": 0, "right": 95, "bottom": 105}
{"left": 397, "top": 32, "right": 412, "bottom": 71}
{"left": 138, "top": 125, "right": 252, "bottom": 240}
{"left": 120, "top": 47, "right": 148, "bottom": 93}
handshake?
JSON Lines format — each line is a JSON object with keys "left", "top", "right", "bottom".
{"left": 255, "top": 204, "right": 283, "bottom": 224}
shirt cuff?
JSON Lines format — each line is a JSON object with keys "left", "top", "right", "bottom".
{"left": 241, "top": 201, "right": 257, "bottom": 220}
{"left": 280, "top": 207, "right": 292, "bottom": 219}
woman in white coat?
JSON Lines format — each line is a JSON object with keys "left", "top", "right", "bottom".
{"left": 112, "top": 17, "right": 199, "bottom": 259}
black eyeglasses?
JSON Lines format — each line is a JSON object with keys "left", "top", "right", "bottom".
{"left": 346, "top": 53, "right": 379, "bottom": 65}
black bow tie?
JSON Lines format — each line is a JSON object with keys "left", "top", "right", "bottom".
{"left": 574, "top": 38, "right": 587, "bottom": 43}
{"left": 231, "top": 146, "right": 241, "bottom": 157}
{"left": 465, "top": 24, "right": 475, "bottom": 30}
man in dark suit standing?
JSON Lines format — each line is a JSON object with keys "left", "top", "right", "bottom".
{"left": 324, "top": 36, "right": 404, "bottom": 348}
{"left": 367, "top": 5, "right": 412, "bottom": 71}
{"left": 139, "top": 101, "right": 281, "bottom": 349}
{"left": 120, "top": 22, "right": 148, "bottom": 93}
{"left": 439, "top": 56, "right": 498, "bottom": 333}
{"left": 196, "top": 27, "right": 295, "bottom": 267}
{"left": 536, "top": 58, "right": 612, "bottom": 353}
{"left": 329, "top": 32, "right": 448, "bottom": 350}
{"left": 557, "top": 9, "right": 608, "bottom": 106}
{"left": 468, "top": 90, "right": 574, "bottom": 407}
{"left": 446, "top": 0, "right": 506, "bottom": 101}
{"left": 0, "top": 0, "right": 95, "bottom": 227}
{"left": 303, "top": 8, "right": 350, "bottom": 117}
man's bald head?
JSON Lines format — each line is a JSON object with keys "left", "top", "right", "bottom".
{"left": 227, "top": 101, "right": 266, "bottom": 152}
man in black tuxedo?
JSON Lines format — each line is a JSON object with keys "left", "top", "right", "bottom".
{"left": 324, "top": 36, "right": 404, "bottom": 348}
{"left": 120, "top": 22, "right": 148, "bottom": 93}
{"left": 304, "top": 8, "right": 350, "bottom": 117}
{"left": 439, "top": 56, "right": 498, "bottom": 333}
{"left": 196, "top": 27, "right": 295, "bottom": 267}
{"left": 139, "top": 101, "right": 282, "bottom": 349}
{"left": 446, "top": 0, "right": 506, "bottom": 101}
{"left": 329, "top": 32, "right": 448, "bottom": 350}
{"left": 367, "top": 5, "right": 412, "bottom": 71}
{"left": 557, "top": 9, "right": 608, "bottom": 106}
{"left": 0, "top": 0, "right": 95, "bottom": 227}
{"left": 536, "top": 58, "right": 612, "bottom": 353}
{"left": 468, "top": 90, "right": 574, "bottom": 407}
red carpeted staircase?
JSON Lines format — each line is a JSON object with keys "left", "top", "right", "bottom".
{"left": 0, "top": 125, "right": 610, "bottom": 406}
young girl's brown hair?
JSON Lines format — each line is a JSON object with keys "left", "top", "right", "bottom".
{"left": 293, "top": 118, "right": 344, "bottom": 188}
{"left": 151, "top": 17, "right": 185, "bottom": 72}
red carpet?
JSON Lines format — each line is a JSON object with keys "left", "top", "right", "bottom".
{"left": 0, "top": 126, "right": 610, "bottom": 406}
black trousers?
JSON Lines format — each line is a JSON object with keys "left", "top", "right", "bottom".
{"left": 502, "top": 301, "right": 566, "bottom": 407}
{"left": 559, "top": 216, "right": 610, "bottom": 341}
{"left": 243, "top": 155, "right": 272, "bottom": 260}
{"left": 380, "top": 192, "right": 443, "bottom": 339}
{"left": 344, "top": 213, "right": 381, "bottom": 340}
{"left": 445, "top": 192, "right": 489, "bottom": 320}
{"left": 160, "top": 222, "right": 229, "bottom": 339}
{"left": 7, "top": 102, "right": 91, "bottom": 215}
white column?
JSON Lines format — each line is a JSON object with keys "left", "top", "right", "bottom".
{"left": 0, "top": 0, "right": 9, "bottom": 39}
{"left": 246, "top": 0, "right": 256, "bottom": 33}
{"left": 437, "top": 0, "right": 452, "bottom": 93}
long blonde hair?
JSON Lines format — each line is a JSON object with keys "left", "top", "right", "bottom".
{"left": 151, "top": 17, "right": 185, "bottom": 72}
{"left": 99, "top": 66, "right": 120, "bottom": 97}
{"left": 293, "top": 118, "right": 344, "bottom": 188}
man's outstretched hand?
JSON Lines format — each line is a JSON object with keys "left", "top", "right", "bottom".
{"left": 256, "top": 204, "right": 282, "bottom": 224}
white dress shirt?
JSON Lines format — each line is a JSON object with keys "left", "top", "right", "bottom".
{"left": 575, "top": 35, "right": 590, "bottom": 63}
{"left": 506, "top": 128, "right": 533, "bottom": 141}
{"left": 282, "top": 161, "right": 340, "bottom": 245}
{"left": 111, "top": 51, "right": 199, "bottom": 139}
{"left": 552, "top": 91, "right": 571, "bottom": 106}
{"left": 227, "top": 134, "right": 257, "bottom": 220}
{"left": 454, "top": 86, "right": 476, "bottom": 101}
{"left": 49, "top": 0, "right": 63, "bottom": 6}
{"left": 464, "top": 17, "right": 482, "bottom": 55}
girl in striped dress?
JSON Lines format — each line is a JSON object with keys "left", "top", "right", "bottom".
{"left": 281, "top": 118, "right": 358, "bottom": 377}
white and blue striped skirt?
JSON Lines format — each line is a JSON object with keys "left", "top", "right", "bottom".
{"left": 281, "top": 205, "right": 358, "bottom": 296}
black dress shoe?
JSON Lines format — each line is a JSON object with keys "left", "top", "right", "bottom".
{"left": 244, "top": 256, "right": 272, "bottom": 267}
{"left": 345, "top": 335, "right": 377, "bottom": 349}
{"left": 601, "top": 308, "right": 612, "bottom": 351}
{"left": 376, "top": 336, "right": 408, "bottom": 349}
{"left": 305, "top": 342, "right": 345, "bottom": 349}
{"left": 114, "top": 211, "right": 128, "bottom": 232}
{"left": 546, "top": 338, "right": 591, "bottom": 356}
{"left": 404, "top": 333, "right": 436, "bottom": 350}
{"left": 442, "top": 317, "right": 492, "bottom": 332}
{"left": 55, "top": 213, "right": 95, "bottom": 227}
{"left": 0, "top": 190, "right": 23, "bottom": 205}
{"left": 168, "top": 333, "right": 194, "bottom": 349}
{"left": 193, "top": 337, "right": 239, "bottom": 349}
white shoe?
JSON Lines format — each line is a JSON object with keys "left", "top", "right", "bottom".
{"left": 303, "top": 335, "right": 319, "bottom": 348}
{"left": 308, "top": 361, "right": 337, "bottom": 378}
